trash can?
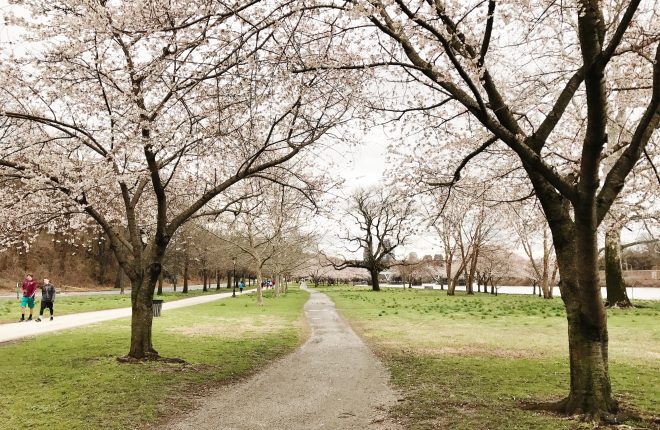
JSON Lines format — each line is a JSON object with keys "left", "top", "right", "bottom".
{"left": 152, "top": 299, "right": 164, "bottom": 317}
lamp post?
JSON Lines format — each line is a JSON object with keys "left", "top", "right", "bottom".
{"left": 232, "top": 257, "right": 237, "bottom": 298}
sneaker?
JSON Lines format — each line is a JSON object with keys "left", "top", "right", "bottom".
{"left": 35, "top": 317, "right": 41, "bottom": 322}
{"left": 18, "top": 318, "right": 24, "bottom": 323}
{"left": 26, "top": 316, "right": 32, "bottom": 321}
{"left": 50, "top": 317, "right": 53, "bottom": 321}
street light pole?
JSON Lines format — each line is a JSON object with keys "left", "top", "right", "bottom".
{"left": 232, "top": 257, "right": 237, "bottom": 298}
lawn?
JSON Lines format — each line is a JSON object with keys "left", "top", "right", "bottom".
{"left": 319, "top": 286, "right": 660, "bottom": 430}
{"left": 0, "top": 288, "right": 238, "bottom": 323}
{"left": 0, "top": 287, "right": 308, "bottom": 429}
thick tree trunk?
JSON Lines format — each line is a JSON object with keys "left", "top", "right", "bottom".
{"left": 216, "top": 270, "right": 221, "bottom": 290}
{"left": 370, "top": 269, "right": 380, "bottom": 291}
{"left": 127, "top": 275, "right": 159, "bottom": 360}
{"left": 547, "top": 203, "right": 615, "bottom": 417}
{"left": 604, "top": 228, "right": 632, "bottom": 308}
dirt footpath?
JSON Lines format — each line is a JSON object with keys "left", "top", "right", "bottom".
{"left": 165, "top": 284, "right": 402, "bottom": 430}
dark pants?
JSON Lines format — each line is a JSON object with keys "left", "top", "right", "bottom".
{"left": 39, "top": 301, "right": 54, "bottom": 316}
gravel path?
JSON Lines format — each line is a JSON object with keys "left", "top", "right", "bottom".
{"left": 165, "top": 284, "right": 402, "bottom": 430}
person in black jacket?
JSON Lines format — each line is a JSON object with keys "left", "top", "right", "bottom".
{"left": 35, "top": 278, "right": 56, "bottom": 322}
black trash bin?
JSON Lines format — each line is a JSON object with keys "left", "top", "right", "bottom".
{"left": 152, "top": 299, "right": 164, "bottom": 317}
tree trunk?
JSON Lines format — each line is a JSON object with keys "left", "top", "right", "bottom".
{"left": 97, "top": 232, "right": 108, "bottom": 285}
{"left": 255, "top": 269, "right": 264, "bottom": 305}
{"left": 604, "top": 227, "right": 632, "bottom": 308}
{"left": 543, "top": 197, "right": 615, "bottom": 417}
{"left": 116, "top": 268, "right": 125, "bottom": 294}
{"left": 227, "top": 271, "right": 232, "bottom": 288}
{"left": 466, "top": 273, "right": 474, "bottom": 294}
{"left": 202, "top": 269, "right": 208, "bottom": 292}
{"left": 216, "top": 270, "right": 221, "bottom": 290}
{"left": 447, "top": 278, "right": 456, "bottom": 295}
{"left": 182, "top": 255, "right": 189, "bottom": 293}
{"left": 127, "top": 263, "right": 162, "bottom": 360}
{"left": 370, "top": 269, "right": 380, "bottom": 291}
{"left": 542, "top": 280, "right": 552, "bottom": 299}
{"left": 532, "top": 281, "right": 537, "bottom": 296}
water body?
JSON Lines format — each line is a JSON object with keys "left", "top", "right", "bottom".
{"left": 381, "top": 284, "right": 660, "bottom": 300}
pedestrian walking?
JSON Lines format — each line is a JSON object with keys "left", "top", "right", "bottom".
{"left": 239, "top": 279, "right": 245, "bottom": 294}
{"left": 36, "top": 278, "right": 56, "bottom": 322}
{"left": 18, "top": 274, "right": 38, "bottom": 322}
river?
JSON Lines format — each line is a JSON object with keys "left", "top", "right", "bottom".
{"left": 379, "top": 284, "right": 660, "bottom": 300}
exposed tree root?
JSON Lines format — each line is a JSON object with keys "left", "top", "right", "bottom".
{"left": 605, "top": 300, "right": 634, "bottom": 309}
{"left": 520, "top": 397, "right": 654, "bottom": 428}
{"left": 116, "top": 354, "right": 187, "bottom": 364}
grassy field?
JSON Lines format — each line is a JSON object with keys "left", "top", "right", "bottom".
{"left": 0, "top": 289, "right": 235, "bottom": 323}
{"left": 319, "top": 286, "right": 660, "bottom": 430}
{"left": 0, "top": 287, "right": 308, "bottom": 429}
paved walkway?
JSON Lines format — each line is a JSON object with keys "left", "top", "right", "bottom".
{"left": 0, "top": 290, "right": 248, "bottom": 344}
{"left": 0, "top": 284, "right": 219, "bottom": 299}
{"left": 165, "top": 283, "right": 402, "bottom": 430}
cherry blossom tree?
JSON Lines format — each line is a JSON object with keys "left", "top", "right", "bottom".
{"left": 0, "top": 0, "right": 357, "bottom": 360}
{"left": 218, "top": 179, "right": 319, "bottom": 304}
{"left": 304, "top": 0, "right": 659, "bottom": 418}
{"left": 512, "top": 203, "right": 558, "bottom": 299}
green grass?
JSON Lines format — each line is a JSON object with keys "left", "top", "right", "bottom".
{"left": 0, "top": 287, "right": 307, "bottom": 429}
{"left": 0, "top": 288, "right": 236, "bottom": 323}
{"left": 319, "top": 286, "right": 660, "bottom": 429}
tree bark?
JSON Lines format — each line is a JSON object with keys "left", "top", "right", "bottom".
{"left": 182, "top": 254, "right": 189, "bottom": 293}
{"left": 255, "top": 269, "right": 264, "bottom": 305}
{"left": 216, "top": 270, "right": 221, "bottom": 290}
{"left": 126, "top": 254, "right": 165, "bottom": 360}
{"left": 604, "top": 227, "right": 632, "bottom": 308}
{"left": 539, "top": 180, "right": 615, "bottom": 417}
{"left": 97, "top": 232, "right": 108, "bottom": 285}
{"left": 370, "top": 269, "right": 380, "bottom": 291}
{"left": 202, "top": 269, "right": 208, "bottom": 292}
{"left": 447, "top": 278, "right": 456, "bottom": 296}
